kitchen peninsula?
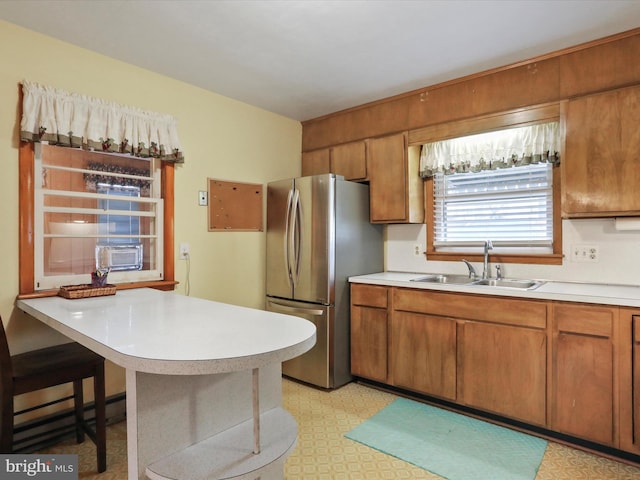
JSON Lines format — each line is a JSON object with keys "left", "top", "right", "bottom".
{"left": 17, "top": 288, "right": 316, "bottom": 480}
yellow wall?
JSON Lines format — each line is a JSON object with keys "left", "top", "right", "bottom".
{"left": 0, "top": 20, "right": 302, "bottom": 404}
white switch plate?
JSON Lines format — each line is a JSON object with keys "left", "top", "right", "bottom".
{"left": 198, "top": 191, "right": 208, "bottom": 206}
{"left": 570, "top": 244, "right": 599, "bottom": 263}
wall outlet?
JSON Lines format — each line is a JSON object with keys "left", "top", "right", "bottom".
{"left": 198, "top": 190, "right": 208, "bottom": 206}
{"left": 413, "top": 244, "right": 422, "bottom": 257}
{"left": 179, "top": 242, "right": 190, "bottom": 260}
{"left": 571, "top": 244, "right": 599, "bottom": 263}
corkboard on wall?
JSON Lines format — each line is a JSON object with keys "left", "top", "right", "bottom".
{"left": 208, "top": 179, "right": 263, "bottom": 231}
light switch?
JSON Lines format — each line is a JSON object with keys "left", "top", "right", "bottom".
{"left": 198, "top": 191, "right": 208, "bottom": 206}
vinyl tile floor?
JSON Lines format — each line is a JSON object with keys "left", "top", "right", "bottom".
{"left": 37, "top": 378, "right": 640, "bottom": 479}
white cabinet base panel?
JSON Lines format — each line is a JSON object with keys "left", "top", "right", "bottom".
{"left": 145, "top": 407, "right": 296, "bottom": 480}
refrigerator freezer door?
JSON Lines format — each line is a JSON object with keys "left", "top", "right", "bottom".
{"left": 266, "top": 178, "right": 295, "bottom": 299}
{"left": 266, "top": 297, "right": 331, "bottom": 388}
{"left": 291, "top": 175, "right": 334, "bottom": 305}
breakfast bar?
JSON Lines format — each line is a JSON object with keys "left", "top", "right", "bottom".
{"left": 16, "top": 288, "right": 316, "bottom": 480}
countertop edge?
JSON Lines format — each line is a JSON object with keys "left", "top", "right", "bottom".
{"left": 16, "top": 292, "right": 317, "bottom": 375}
{"left": 349, "top": 272, "right": 640, "bottom": 308}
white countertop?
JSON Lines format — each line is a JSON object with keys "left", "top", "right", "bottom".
{"left": 17, "top": 288, "right": 316, "bottom": 375}
{"left": 349, "top": 272, "right": 640, "bottom": 308}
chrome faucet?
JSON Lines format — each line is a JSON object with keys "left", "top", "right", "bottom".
{"left": 483, "top": 240, "right": 493, "bottom": 279}
{"left": 462, "top": 259, "right": 477, "bottom": 280}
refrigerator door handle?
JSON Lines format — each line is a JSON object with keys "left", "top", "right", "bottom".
{"left": 284, "top": 188, "right": 294, "bottom": 286}
{"left": 290, "top": 187, "right": 302, "bottom": 286}
{"left": 267, "top": 300, "right": 324, "bottom": 317}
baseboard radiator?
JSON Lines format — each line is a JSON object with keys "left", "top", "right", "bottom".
{"left": 12, "top": 393, "right": 126, "bottom": 453}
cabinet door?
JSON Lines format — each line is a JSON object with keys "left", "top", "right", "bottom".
{"left": 551, "top": 304, "right": 616, "bottom": 445}
{"left": 301, "top": 149, "right": 330, "bottom": 177}
{"left": 633, "top": 316, "right": 640, "bottom": 448}
{"left": 331, "top": 141, "right": 367, "bottom": 181}
{"left": 368, "top": 133, "right": 408, "bottom": 223}
{"left": 350, "top": 284, "right": 388, "bottom": 382}
{"left": 563, "top": 85, "right": 640, "bottom": 216}
{"left": 618, "top": 309, "right": 640, "bottom": 455}
{"left": 459, "top": 321, "right": 547, "bottom": 425}
{"left": 389, "top": 311, "right": 457, "bottom": 400}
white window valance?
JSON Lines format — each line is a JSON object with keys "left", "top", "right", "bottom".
{"left": 419, "top": 122, "right": 560, "bottom": 178}
{"left": 20, "top": 81, "right": 184, "bottom": 163}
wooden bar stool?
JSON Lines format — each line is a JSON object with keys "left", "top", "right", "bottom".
{"left": 0, "top": 316, "right": 106, "bottom": 472}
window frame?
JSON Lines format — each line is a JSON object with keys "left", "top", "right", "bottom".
{"left": 18, "top": 141, "right": 176, "bottom": 297}
{"left": 425, "top": 165, "right": 562, "bottom": 265}
{"left": 411, "top": 102, "right": 563, "bottom": 266}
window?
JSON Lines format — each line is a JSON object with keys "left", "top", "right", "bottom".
{"left": 419, "top": 117, "right": 562, "bottom": 263}
{"left": 18, "top": 81, "right": 181, "bottom": 296}
{"left": 433, "top": 163, "right": 553, "bottom": 254}
{"left": 33, "top": 144, "right": 165, "bottom": 290}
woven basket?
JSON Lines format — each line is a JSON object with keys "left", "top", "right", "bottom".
{"left": 58, "top": 284, "right": 117, "bottom": 299}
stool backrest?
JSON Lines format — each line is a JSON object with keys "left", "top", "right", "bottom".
{"left": 0, "top": 318, "right": 13, "bottom": 386}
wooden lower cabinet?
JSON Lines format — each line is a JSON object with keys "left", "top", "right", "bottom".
{"left": 617, "top": 308, "right": 640, "bottom": 454}
{"left": 389, "top": 288, "right": 546, "bottom": 421}
{"left": 551, "top": 303, "right": 617, "bottom": 446}
{"left": 350, "top": 285, "right": 633, "bottom": 455}
{"left": 633, "top": 316, "right": 640, "bottom": 453}
{"left": 350, "top": 284, "right": 389, "bottom": 383}
{"left": 390, "top": 311, "right": 456, "bottom": 400}
{"left": 459, "top": 320, "right": 547, "bottom": 425}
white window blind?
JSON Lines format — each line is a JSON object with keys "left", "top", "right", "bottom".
{"left": 433, "top": 163, "right": 553, "bottom": 250}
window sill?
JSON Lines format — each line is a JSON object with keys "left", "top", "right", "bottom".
{"left": 426, "top": 251, "right": 563, "bottom": 266}
{"left": 16, "top": 280, "right": 178, "bottom": 300}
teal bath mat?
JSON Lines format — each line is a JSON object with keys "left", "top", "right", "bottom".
{"left": 345, "top": 398, "right": 547, "bottom": 480}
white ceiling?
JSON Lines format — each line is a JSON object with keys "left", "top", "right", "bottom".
{"left": 1, "top": 0, "right": 640, "bottom": 121}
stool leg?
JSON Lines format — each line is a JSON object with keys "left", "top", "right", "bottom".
{"left": 94, "top": 364, "right": 106, "bottom": 473}
{"left": 72, "top": 380, "right": 85, "bottom": 444}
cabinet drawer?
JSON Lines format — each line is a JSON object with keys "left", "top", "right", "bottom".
{"left": 553, "top": 303, "right": 614, "bottom": 338}
{"left": 393, "top": 288, "right": 546, "bottom": 329}
{"left": 351, "top": 284, "right": 388, "bottom": 308}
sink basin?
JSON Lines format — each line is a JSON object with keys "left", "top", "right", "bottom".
{"left": 471, "top": 278, "right": 544, "bottom": 290}
{"left": 409, "top": 274, "right": 545, "bottom": 290}
{"left": 411, "top": 274, "right": 474, "bottom": 285}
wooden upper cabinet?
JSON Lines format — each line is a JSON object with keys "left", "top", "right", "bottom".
{"left": 368, "top": 132, "right": 424, "bottom": 224}
{"left": 302, "top": 30, "right": 640, "bottom": 153}
{"left": 301, "top": 148, "right": 330, "bottom": 177}
{"left": 559, "top": 33, "right": 640, "bottom": 98}
{"left": 330, "top": 140, "right": 367, "bottom": 181}
{"left": 562, "top": 85, "right": 640, "bottom": 217}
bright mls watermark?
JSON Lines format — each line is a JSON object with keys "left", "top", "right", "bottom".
{"left": 0, "top": 455, "right": 77, "bottom": 479}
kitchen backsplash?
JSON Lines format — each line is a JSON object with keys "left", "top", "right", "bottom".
{"left": 386, "top": 218, "right": 640, "bottom": 286}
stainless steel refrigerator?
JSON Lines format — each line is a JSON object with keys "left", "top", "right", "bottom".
{"left": 265, "top": 174, "right": 383, "bottom": 389}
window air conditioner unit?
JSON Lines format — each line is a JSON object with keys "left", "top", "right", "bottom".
{"left": 95, "top": 245, "right": 143, "bottom": 271}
